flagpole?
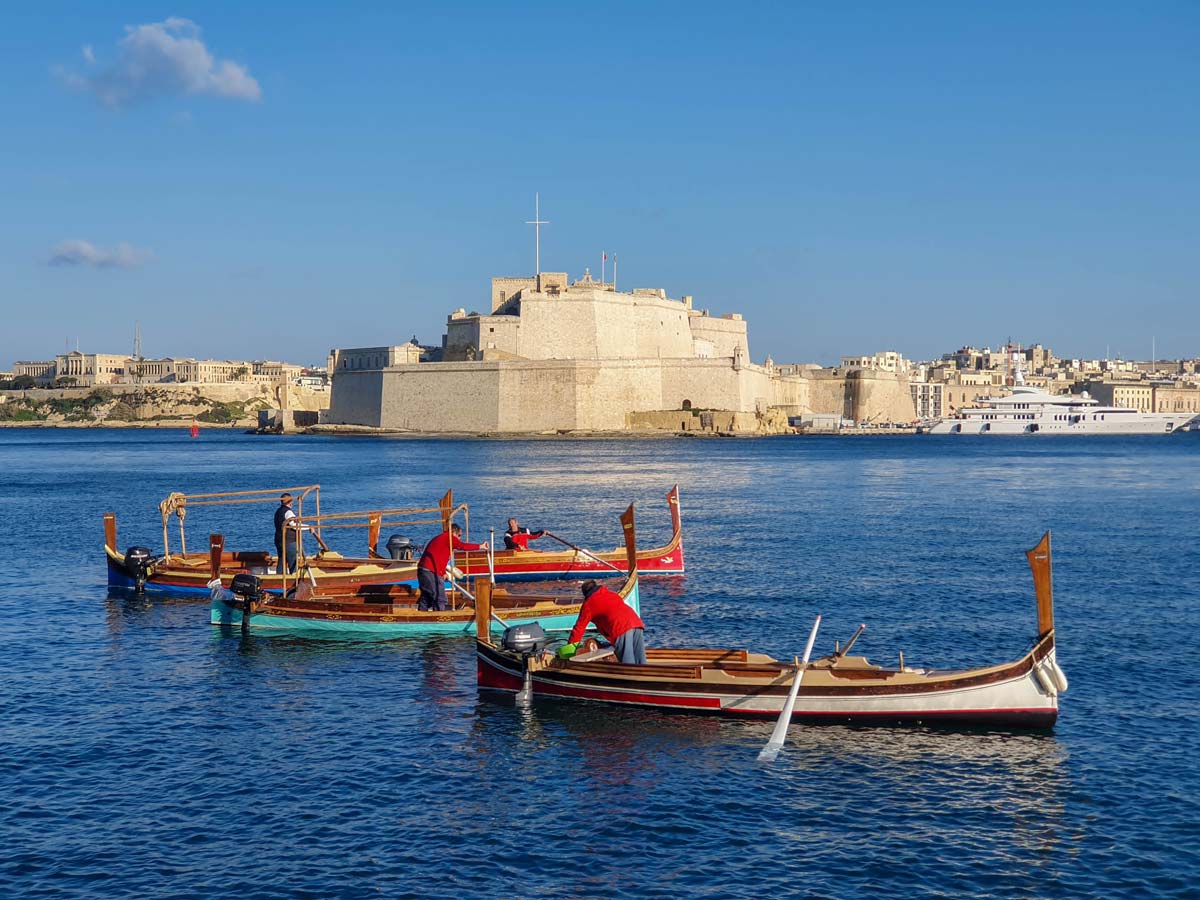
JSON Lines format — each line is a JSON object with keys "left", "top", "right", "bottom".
{"left": 613, "top": 254, "right": 617, "bottom": 292}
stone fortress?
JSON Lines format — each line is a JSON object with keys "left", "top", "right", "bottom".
{"left": 325, "top": 267, "right": 917, "bottom": 434}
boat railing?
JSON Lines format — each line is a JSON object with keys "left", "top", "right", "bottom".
{"left": 157, "top": 484, "right": 320, "bottom": 559}
{"left": 283, "top": 495, "right": 471, "bottom": 596}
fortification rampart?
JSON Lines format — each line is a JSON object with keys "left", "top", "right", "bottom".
{"left": 328, "top": 357, "right": 776, "bottom": 432}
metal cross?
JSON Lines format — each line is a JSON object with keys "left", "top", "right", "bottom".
{"left": 525, "top": 192, "right": 548, "bottom": 276}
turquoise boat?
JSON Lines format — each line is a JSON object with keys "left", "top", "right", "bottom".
{"left": 210, "top": 506, "right": 643, "bottom": 637}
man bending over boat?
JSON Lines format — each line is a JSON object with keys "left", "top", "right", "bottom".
{"left": 503, "top": 518, "right": 546, "bottom": 551}
{"left": 417, "top": 523, "right": 488, "bottom": 612}
{"left": 561, "top": 580, "right": 647, "bottom": 665}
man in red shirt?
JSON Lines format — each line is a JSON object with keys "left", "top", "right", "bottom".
{"left": 566, "top": 580, "right": 647, "bottom": 664}
{"left": 417, "top": 523, "right": 487, "bottom": 612}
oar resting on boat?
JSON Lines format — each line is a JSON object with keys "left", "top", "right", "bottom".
{"left": 476, "top": 531, "right": 1067, "bottom": 730}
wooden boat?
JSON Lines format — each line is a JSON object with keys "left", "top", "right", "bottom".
{"left": 453, "top": 485, "right": 684, "bottom": 581}
{"left": 477, "top": 532, "right": 1066, "bottom": 728}
{"left": 105, "top": 484, "right": 683, "bottom": 595}
{"left": 104, "top": 486, "right": 425, "bottom": 596}
{"left": 209, "top": 512, "right": 643, "bottom": 636}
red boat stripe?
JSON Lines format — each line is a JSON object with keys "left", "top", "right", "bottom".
{"left": 535, "top": 681, "right": 722, "bottom": 709}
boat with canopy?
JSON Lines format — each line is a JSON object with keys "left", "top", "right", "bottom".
{"left": 105, "top": 485, "right": 683, "bottom": 595}
{"left": 477, "top": 528, "right": 1066, "bottom": 728}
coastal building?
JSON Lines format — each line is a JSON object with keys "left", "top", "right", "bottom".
{"left": 326, "top": 270, "right": 812, "bottom": 433}
{"left": 54, "top": 351, "right": 130, "bottom": 385}
{"left": 13, "top": 361, "right": 55, "bottom": 383}
{"left": 910, "top": 382, "right": 944, "bottom": 420}
{"left": 840, "top": 350, "right": 910, "bottom": 373}
{"left": 1078, "top": 380, "right": 1200, "bottom": 415}
{"left": 4, "top": 350, "right": 307, "bottom": 387}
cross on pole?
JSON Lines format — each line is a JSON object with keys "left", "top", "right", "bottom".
{"left": 525, "top": 192, "right": 548, "bottom": 276}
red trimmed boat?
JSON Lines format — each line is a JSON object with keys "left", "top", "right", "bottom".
{"left": 477, "top": 532, "right": 1066, "bottom": 728}
{"left": 455, "top": 485, "right": 683, "bottom": 581}
{"left": 105, "top": 485, "right": 683, "bottom": 596}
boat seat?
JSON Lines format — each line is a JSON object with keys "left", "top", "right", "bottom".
{"left": 647, "top": 648, "right": 750, "bottom": 664}
{"left": 571, "top": 660, "right": 703, "bottom": 679}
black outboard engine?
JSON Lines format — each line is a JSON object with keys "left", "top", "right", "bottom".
{"left": 229, "top": 574, "right": 262, "bottom": 634}
{"left": 230, "top": 573, "right": 262, "bottom": 600}
{"left": 123, "top": 546, "right": 155, "bottom": 593}
{"left": 502, "top": 622, "right": 550, "bottom": 656}
{"left": 384, "top": 534, "right": 416, "bottom": 561}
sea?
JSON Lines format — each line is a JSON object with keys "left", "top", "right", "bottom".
{"left": 1, "top": 428, "right": 1197, "bottom": 899}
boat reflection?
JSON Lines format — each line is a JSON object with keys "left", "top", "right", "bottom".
{"left": 471, "top": 695, "right": 1068, "bottom": 855}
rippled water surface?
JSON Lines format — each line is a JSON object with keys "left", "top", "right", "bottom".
{"left": 2, "top": 428, "right": 1198, "bottom": 899}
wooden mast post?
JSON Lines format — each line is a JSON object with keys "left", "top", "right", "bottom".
{"left": 209, "top": 534, "right": 224, "bottom": 582}
{"left": 367, "top": 512, "right": 382, "bottom": 557}
{"left": 620, "top": 504, "right": 637, "bottom": 574}
{"left": 475, "top": 577, "right": 493, "bottom": 641}
{"left": 1025, "top": 531, "right": 1055, "bottom": 638}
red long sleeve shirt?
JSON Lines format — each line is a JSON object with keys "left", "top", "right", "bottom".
{"left": 419, "top": 531, "right": 483, "bottom": 575}
{"left": 568, "top": 586, "right": 644, "bottom": 645}
{"left": 504, "top": 528, "right": 545, "bottom": 550}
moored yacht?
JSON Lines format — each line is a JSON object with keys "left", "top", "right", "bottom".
{"left": 929, "top": 385, "right": 1198, "bottom": 435}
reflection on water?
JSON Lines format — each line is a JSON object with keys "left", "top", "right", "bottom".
{"left": 3, "top": 430, "right": 1197, "bottom": 899}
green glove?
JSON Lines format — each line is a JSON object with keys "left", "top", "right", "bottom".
{"left": 556, "top": 643, "right": 578, "bottom": 659}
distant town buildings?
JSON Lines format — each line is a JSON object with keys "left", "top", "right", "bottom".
{"left": 4, "top": 350, "right": 319, "bottom": 388}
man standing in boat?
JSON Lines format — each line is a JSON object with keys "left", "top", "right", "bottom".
{"left": 417, "top": 523, "right": 488, "bottom": 612}
{"left": 562, "top": 580, "right": 647, "bottom": 664}
{"left": 503, "top": 518, "right": 546, "bottom": 551}
{"left": 274, "top": 492, "right": 328, "bottom": 574}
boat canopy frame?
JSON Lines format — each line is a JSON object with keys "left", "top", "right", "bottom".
{"left": 156, "top": 485, "right": 321, "bottom": 560}
{"left": 281, "top": 490, "right": 467, "bottom": 594}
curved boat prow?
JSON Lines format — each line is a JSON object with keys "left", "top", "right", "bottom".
{"left": 618, "top": 503, "right": 640, "bottom": 614}
{"left": 1025, "top": 531, "right": 1054, "bottom": 639}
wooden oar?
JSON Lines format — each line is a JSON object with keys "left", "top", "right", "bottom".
{"left": 542, "top": 531, "right": 624, "bottom": 573}
{"left": 758, "top": 615, "right": 821, "bottom": 763}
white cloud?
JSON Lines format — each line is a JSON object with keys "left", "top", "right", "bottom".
{"left": 48, "top": 240, "right": 153, "bottom": 269}
{"left": 63, "top": 18, "right": 261, "bottom": 109}
{"left": 82, "top": 44, "right": 95, "bottom": 64}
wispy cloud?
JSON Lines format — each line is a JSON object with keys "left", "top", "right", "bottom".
{"left": 60, "top": 18, "right": 261, "bottom": 110}
{"left": 48, "top": 240, "right": 153, "bottom": 269}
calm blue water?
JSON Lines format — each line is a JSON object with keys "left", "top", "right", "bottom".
{"left": 2, "top": 428, "right": 1198, "bottom": 899}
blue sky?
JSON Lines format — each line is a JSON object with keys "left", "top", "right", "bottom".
{"left": 2, "top": 2, "right": 1197, "bottom": 368}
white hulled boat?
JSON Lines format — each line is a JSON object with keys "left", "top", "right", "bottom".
{"left": 929, "top": 385, "right": 1198, "bottom": 435}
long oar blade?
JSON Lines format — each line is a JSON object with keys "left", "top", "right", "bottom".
{"left": 758, "top": 614, "right": 821, "bottom": 762}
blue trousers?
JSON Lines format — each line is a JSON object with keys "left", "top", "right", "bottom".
{"left": 613, "top": 628, "right": 647, "bottom": 665}
{"left": 417, "top": 567, "right": 448, "bottom": 612}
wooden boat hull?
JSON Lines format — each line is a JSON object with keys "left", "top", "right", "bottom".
{"left": 104, "top": 485, "right": 682, "bottom": 594}
{"left": 453, "top": 485, "right": 684, "bottom": 580}
{"left": 212, "top": 582, "right": 641, "bottom": 637}
{"left": 107, "top": 545, "right": 419, "bottom": 595}
{"left": 476, "top": 635, "right": 1060, "bottom": 728}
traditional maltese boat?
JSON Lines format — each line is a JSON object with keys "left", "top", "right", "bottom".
{"left": 209, "top": 510, "right": 643, "bottom": 636}
{"left": 105, "top": 485, "right": 683, "bottom": 595}
{"left": 105, "top": 486, "right": 424, "bottom": 596}
{"left": 455, "top": 485, "right": 683, "bottom": 581}
{"left": 477, "top": 533, "right": 1066, "bottom": 728}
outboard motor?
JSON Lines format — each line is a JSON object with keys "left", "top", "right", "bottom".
{"left": 502, "top": 622, "right": 550, "bottom": 656}
{"left": 502, "top": 622, "right": 550, "bottom": 707}
{"left": 230, "top": 573, "right": 262, "bottom": 600}
{"left": 229, "top": 574, "right": 262, "bottom": 634}
{"left": 123, "top": 546, "right": 155, "bottom": 593}
{"left": 384, "top": 534, "right": 416, "bottom": 561}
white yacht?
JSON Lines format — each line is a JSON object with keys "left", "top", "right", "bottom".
{"left": 929, "top": 385, "right": 1198, "bottom": 435}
